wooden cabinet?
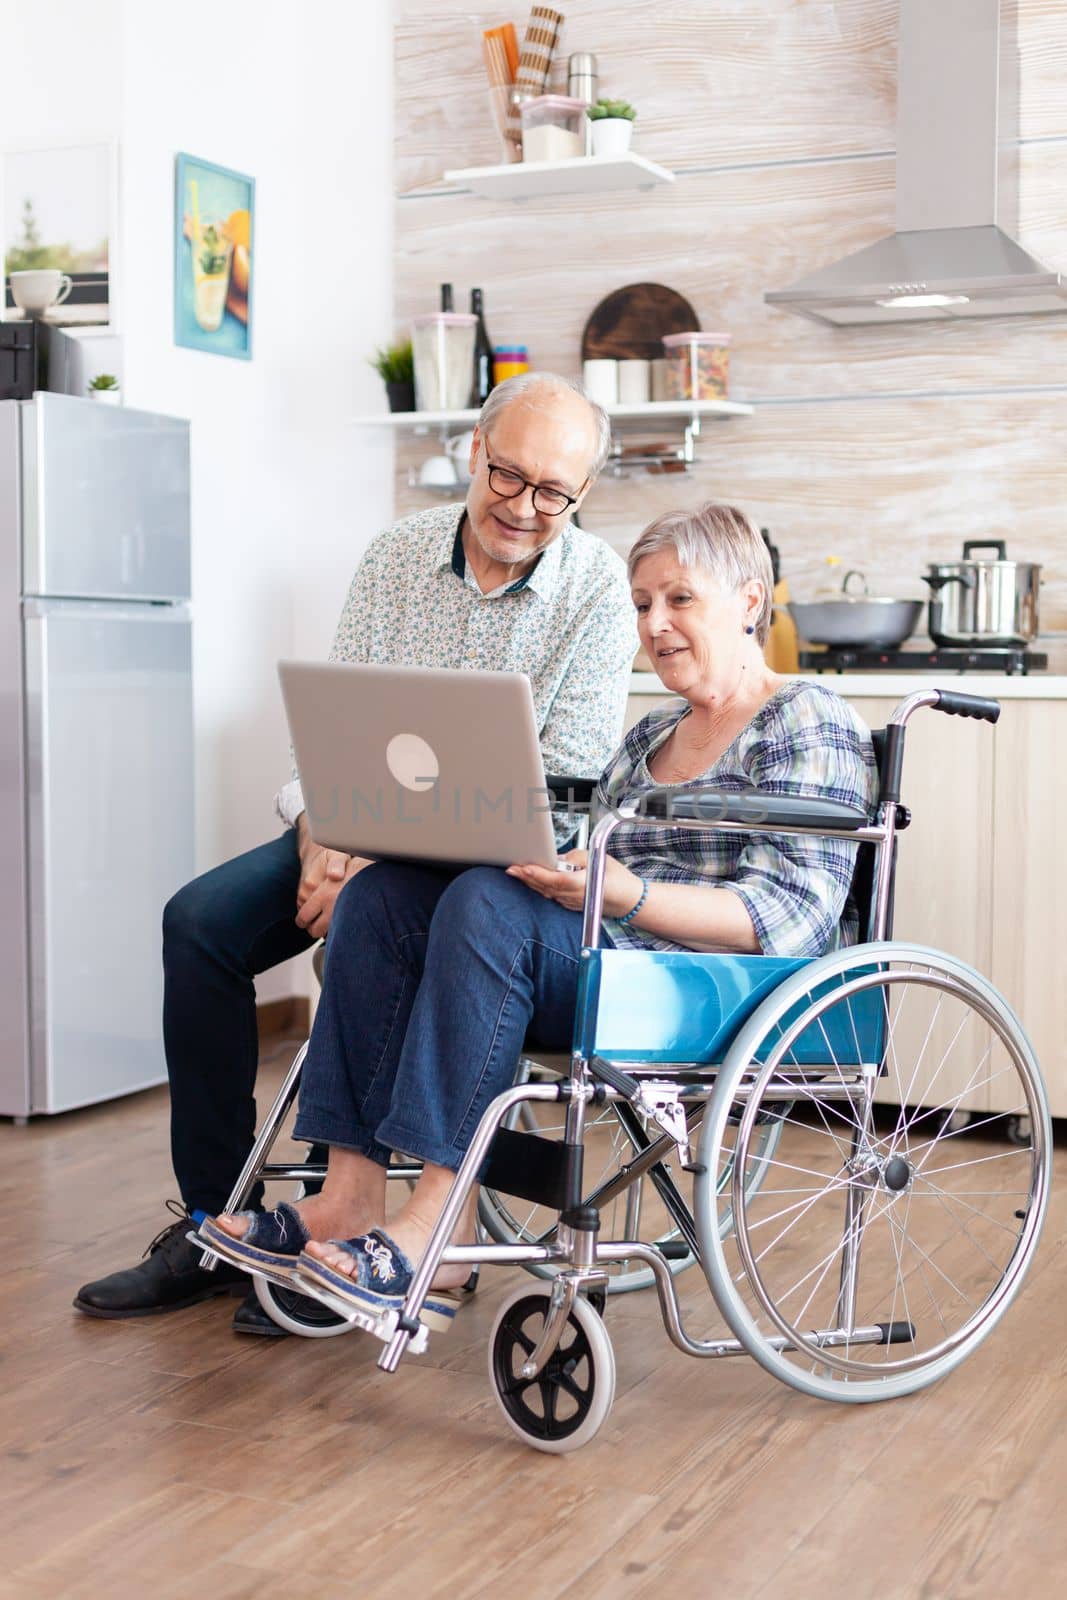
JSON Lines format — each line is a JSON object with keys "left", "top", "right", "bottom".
{"left": 624, "top": 686, "right": 1067, "bottom": 1113}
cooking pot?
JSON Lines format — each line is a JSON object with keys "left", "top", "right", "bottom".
{"left": 788, "top": 570, "right": 924, "bottom": 649}
{"left": 924, "top": 540, "right": 1041, "bottom": 647}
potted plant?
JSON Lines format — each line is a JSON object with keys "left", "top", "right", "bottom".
{"left": 588, "top": 98, "right": 637, "bottom": 158}
{"left": 88, "top": 373, "right": 122, "bottom": 406}
{"left": 370, "top": 339, "right": 415, "bottom": 413}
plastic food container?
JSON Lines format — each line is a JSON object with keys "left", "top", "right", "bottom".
{"left": 493, "top": 346, "right": 529, "bottom": 383}
{"left": 412, "top": 313, "right": 477, "bottom": 410}
{"left": 662, "top": 332, "right": 731, "bottom": 400}
{"left": 520, "top": 95, "right": 587, "bottom": 163}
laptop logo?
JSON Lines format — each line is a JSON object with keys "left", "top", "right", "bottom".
{"left": 386, "top": 733, "right": 439, "bottom": 793}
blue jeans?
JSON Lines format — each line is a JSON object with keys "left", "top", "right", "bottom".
{"left": 293, "top": 863, "right": 606, "bottom": 1171}
{"left": 163, "top": 831, "right": 316, "bottom": 1214}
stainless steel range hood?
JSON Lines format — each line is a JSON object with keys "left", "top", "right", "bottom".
{"left": 765, "top": 0, "right": 1067, "bottom": 326}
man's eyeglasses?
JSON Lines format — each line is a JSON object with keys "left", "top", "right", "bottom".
{"left": 483, "top": 442, "right": 585, "bottom": 517}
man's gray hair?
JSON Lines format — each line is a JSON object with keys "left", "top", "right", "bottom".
{"left": 627, "top": 503, "right": 775, "bottom": 647}
{"left": 478, "top": 371, "right": 613, "bottom": 477}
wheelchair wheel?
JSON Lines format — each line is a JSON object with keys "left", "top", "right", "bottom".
{"left": 479, "top": 1079, "right": 782, "bottom": 1293}
{"left": 489, "top": 1285, "right": 615, "bottom": 1452}
{"left": 695, "top": 944, "right": 1052, "bottom": 1403}
{"left": 253, "top": 1273, "right": 353, "bottom": 1337}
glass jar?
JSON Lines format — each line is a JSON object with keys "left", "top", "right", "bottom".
{"left": 661, "top": 331, "right": 731, "bottom": 400}
{"left": 412, "top": 313, "right": 478, "bottom": 411}
{"left": 520, "top": 95, "right": 587, "bottom": 163}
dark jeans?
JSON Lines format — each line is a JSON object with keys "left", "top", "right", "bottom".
{"left": 162, "top": 830, "right": 315, "bottom": 1215}
{"left": 293, "top": 862, "right": 600, "bottom": 1171}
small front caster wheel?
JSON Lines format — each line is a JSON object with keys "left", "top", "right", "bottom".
{"left": 489, "top": 1285, "right": 615, "bottom": 1452}
{"left": 254, "top": 1274, "right": 353, "bottom": 1337}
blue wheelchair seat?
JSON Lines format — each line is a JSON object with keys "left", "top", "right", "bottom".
{"left": 573, "top": 947, "right": 883, "bottom": 1067}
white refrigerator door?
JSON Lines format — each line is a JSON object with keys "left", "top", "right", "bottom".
{"left": 22, "top": 393, "right": 190, "bottom": 602}
{"left": 24, "top": 599, "right": 194, "bottom": 1113}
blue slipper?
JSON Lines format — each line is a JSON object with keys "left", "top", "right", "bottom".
{"left": 294, "top": 1228, "right": 462, "bottom": 1335}
{"left": 197, "top": 1202, "right": 310, "bottom": 1286}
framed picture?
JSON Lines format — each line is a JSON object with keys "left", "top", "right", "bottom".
{"left": 174, "top": 153, "right": 254, "bottom": 359}
{"left": 2, "top": 142, "right": 117, "bottom": 325}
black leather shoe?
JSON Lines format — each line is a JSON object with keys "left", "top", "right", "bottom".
{"left": 231, "top": 1289, "right": 290, "bottom": 1337}
{"left": 73, "top": 1204, "right": 247, "bottom": 1318}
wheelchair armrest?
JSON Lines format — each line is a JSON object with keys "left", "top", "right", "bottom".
{"left": 633, "top": 786, "right": 870, "bottom": 831}
{"left": 545, "top": 774, "right": 597, "bottom": 806}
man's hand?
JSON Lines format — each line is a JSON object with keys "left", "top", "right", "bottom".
{"left": 295, "top": 814, "right": 371, "bottom": 939}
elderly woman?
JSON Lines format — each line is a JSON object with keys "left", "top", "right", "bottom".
{"left": 203, "top": 503, "right": 878, "bottom": 1330}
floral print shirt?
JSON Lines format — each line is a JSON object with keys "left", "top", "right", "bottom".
{"left": 275, "top": 502, "right": 638, "bottom": 837}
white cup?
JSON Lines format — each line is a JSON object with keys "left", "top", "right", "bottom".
{"left": 419, "top": 454, "right": 458, "bottom": 488}
{"left": 8, "top": 269, "right": 74, "bottom": 316}
{"left": 445, "top": 429, "right": 477, "bottom": 485}
{"left": 618, "top": 359, "right": 651, "bottom": 404}
{"left": 582, "top": 358, "right": 618, "bottom": 406}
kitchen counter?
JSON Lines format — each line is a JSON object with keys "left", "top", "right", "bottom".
{"left": 629, "top": 672, "right": 1067, "bottom": 699}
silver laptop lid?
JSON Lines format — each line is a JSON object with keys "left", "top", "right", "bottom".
{"left": 278, "top": 661, "right": 559, "bottom": 869}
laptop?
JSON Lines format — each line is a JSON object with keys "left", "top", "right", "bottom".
{"left": 277, "top": 661, "right": 562, "bottom": 869}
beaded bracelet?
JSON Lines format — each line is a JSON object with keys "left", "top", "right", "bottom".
{"left": 618, "top": 877, "right": 649, "bottom": 926}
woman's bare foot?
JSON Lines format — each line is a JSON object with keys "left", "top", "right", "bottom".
{"left": 212, "top": 1192, "right": 372, "bottom": 1246}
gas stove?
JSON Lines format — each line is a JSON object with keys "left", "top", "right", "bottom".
{"left": 800, "top": 646, "right": 1048, "bottom": 676}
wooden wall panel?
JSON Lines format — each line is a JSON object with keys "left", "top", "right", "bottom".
{"left": 393, "top": 1, "right": 1067, "bottom": 637}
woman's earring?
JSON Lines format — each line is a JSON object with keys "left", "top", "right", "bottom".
{"left": 745, "top": 624, "right": 755, "bottom": 635}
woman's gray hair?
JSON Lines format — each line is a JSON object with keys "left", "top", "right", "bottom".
{"left": 627, "top": 503, "right": 775, "bottom": 647}
{"left": 478, "top": 371, "right": 613, "bottom": 477}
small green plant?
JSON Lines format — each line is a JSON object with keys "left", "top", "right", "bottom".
{"left": 88, "top": 373, "right": 120, "bottom": 392}
{"left": 370, "top": 338, "right": 414, "bottom": 384}
{"left": 588, "top": 97, "right": 637, "bottom": 122}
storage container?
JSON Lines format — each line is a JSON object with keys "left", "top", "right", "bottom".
{"left": 493, "top": 346, "right": 530, "bottom": 384}
{"left": 412, "top": 313, "right": 478, "bottom": 411}
{"left": 520, "top": 95, "right": 587, "bottom": 162}
{"left": 662, "top": 331, "right": 731, "bottom": 400}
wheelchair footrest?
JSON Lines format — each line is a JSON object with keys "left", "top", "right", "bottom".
{"left": 877, "top": 1320, "right": 917, "bottom": 1345}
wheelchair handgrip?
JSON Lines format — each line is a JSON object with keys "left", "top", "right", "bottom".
{"left": 933, "top": 690, "right": 1001, "bottom": 724}
{"left": 634, "top": 787, "right": 870, "bottom": 831}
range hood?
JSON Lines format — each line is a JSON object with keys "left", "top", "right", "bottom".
{"left": 765, "top": 0, "right": 1067, "bottom": 326}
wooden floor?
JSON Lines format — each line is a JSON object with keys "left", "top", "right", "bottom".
{"left": 3, "top": 1034, "right": 1066, "bottom": 1600}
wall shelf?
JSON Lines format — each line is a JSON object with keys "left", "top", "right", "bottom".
{"left": 352, "top": 399, "right": 753, "bottom": 429}
{"left": 441, "top": 152, "right": 675, "bottom": 201}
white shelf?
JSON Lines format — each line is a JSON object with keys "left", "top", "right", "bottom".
{"left": 352, "top": 399, "right": 753, "bottom": 428}
{"left": 441, "top": 152, "right": 675, "bottom": 201}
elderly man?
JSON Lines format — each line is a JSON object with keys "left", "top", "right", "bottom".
{"left": 75, "top": 372, "right": 637, "bottom": 1332}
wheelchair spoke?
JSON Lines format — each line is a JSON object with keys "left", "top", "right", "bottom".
{"left": 703, "top": 948, "right": 1048, "bottom": 1393}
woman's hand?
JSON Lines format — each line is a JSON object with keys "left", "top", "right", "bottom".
{"left": 507, "top": 851, "right": 645, "bottom": 919}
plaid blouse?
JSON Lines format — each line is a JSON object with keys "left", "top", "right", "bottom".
{"left": 596, "top": 681, "right": 880, "bottom": 958}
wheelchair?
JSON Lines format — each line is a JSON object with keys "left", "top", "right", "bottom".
{"left": 199, "top": 686, "right": 1052, "bottom": 1452}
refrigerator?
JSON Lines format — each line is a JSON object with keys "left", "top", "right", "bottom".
{"left": 0, "top": 392, "right": 194, "bottom": 1117}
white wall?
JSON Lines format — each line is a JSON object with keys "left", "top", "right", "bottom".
{"left": 4, "top": 0, "right": 396, "bottom": 1002}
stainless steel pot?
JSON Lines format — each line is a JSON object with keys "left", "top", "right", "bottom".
{"left": 788, "top": 570, "right": 924, "bottom": 649}
{"left": 924, "top": 540, "right": 1041, "bottom": 647}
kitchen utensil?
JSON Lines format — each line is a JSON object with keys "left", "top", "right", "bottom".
{"left": 419, "top": 455, "right": 458, "bottom": 489}
{"left": 445, "top": 430, "right": 477, "bottom": 485}
{"left": 521, "top": 94, "right": 587, "bottom": 162}
{"left": 507, "top": 6, "right": 564, "bottom": 147}
{"left": 581, "top": 358, "right": 618, "bottom": 405}
{"left": 924, "top": 540, "right": 1042, "bottom": 647}
{"left": 581, "top": 284, "right": 701, "bottom": 363}
{"left": 412, "top": 313, "right": 478, "bottom": 410}
{"left": 788, "top": 570, "right": 925, "bottom": 649}
{"left": 483, "top": 28, "right": 522, "bottom": 161}
{"left": 483, "top": 23, "right": 519, "bottom": 81}
{"left": 662, "top": 331, "right": 731, "bottom": 400}
{"left": 9, "top": 269, "right": 73, "bottom": 316}
{"left": 617, "top": 359, "right": 651, "bottom": 403}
